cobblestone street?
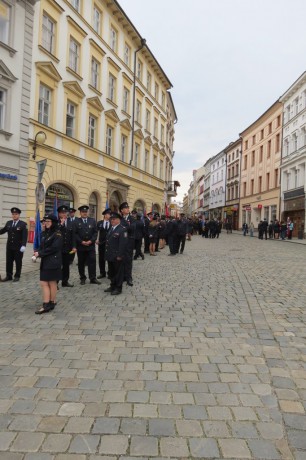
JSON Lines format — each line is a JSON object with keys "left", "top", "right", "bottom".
{"left": 0, "top": 234, "right": 306, "bottom": 459}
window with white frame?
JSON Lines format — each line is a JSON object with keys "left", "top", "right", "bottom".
{"left": 293, "top": 132, "right": 298, "bottom": 152}
{"left": 93, "top": 5, "right": 101, "bottom": 34}
{"left": 123, "top": 87, "right": 129, "bottom": 112}
{"left": 91, "top": 58, "right": 99, "bottom": 89}
{"left": 294, "top": 97, "right": 299, "bottom": 116}
{"left": 136, "top": 100, "right": 141, "bottom": 123}
{"left": 160, "top": 159, "right": 163, "bottom": 179}
{"left": 161, "top": 91, "right": 165, "bottom": 109}
{"left": 137, "top": 59, "right": 143, "bottom": 80}
{"left": 286, "top": 105, "right": 290, "bottom": 122}
{"left": 154, "top": 82, "right": 159, "bottom": 101}
{"left": 284, "top": 138, "right": 289, "bottom": 156}
{"left": 160, "top": 125, "right": 164, "bottom": 143}
{"left": 106, "top": 125, "right": 113, "bottom": 155}
{"left": 38, "top": 84, "right": 51, "bottom": 126}
{"left": 145, "top": 149, "right": 149, "bottom": 171}
{"left": 154, "top": 117, "right": 158, "bottom": 138}
{"left": 294, "top": 169, "right": 299, "bottom": 188}
{"left": 69, "top": 38, "right": 80, "bottom": 73}
{"left": 146, "top": 71, "right": 151, "bottom": 91}
{"left": 145, "top": 109, "right": 150, "bottom": 131}
{"left": 135, "top": 143, "right": 139, "bottom": 167}
{"left": 153, "top": 155, "right": 157, "bottom": 175}
{"left": 110, "top": 26, "right": 117, "bottom": 51}
{"left": 0, "top": 0, "right": 11, "bottom": 45}
{"left": 108, "top": 73, "right": 115, "bottom": 101}
{"left": 66, "top": 102, "right": 76, "bottom": 138}
{"left": 88, "top": 114, "right": 96, "bottom": 147}
{"left": 303, "top": 126, "right": 306, "bottom": 146}
{"left": 0, "top": 88, "right": 6, "bottom": 130}
{"left": 70, "top": 0, "right": 80, "bottom": 12}
{"left": 124, "top": 43, "right": 130, "bottom": 66}
{"left": 286, "top": 172, "right": 290, "bottom": 190}
{"left": 121, "top": 135, "right": 127, "bottom": 162}
{"left": 42, "top": 13, "right": 55, "bottom": 55}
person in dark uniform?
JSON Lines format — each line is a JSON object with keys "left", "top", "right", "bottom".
{"left": 261, "top": 218, "right": 268, "bottom": 240}
{"left": 0, "top": 207, "right": 28, "bottom": 282}
{"left": 176, "top": 213, "right": 188, "bottom": 254}
{"left": 143, "top": 212, "right": 151, "bottom": 253}
{"left": 166, "top": 216, "right": 178, "bottom": 256}
{"left": 119, "top": 202, "right": 136, "bottom": 286}
{"left": 134, "top": 213, "right": 145, "bottom": 260}
{"left": 33, "top": 214, "right": 63, "bottom": 314}
{"left": 57, "top": 205, "right": 76, "bottom": 287}
{"left": 96, "top": 208, "right": 111, "bottom": 278}
{"left": 74, "top": 205, "right": 100, "bottom": 285}
{"left": 104, "top": 212, "right": 128, "bottom": 295}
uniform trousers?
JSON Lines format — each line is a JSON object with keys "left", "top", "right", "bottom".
{"left": 134, "top": 239, "right": 143, "bottom": 258}
{"left": 6, "top": 247, "right": 23, "bottom": 279}
{"left": 144, "top": 235, "right": 150, "bottom": 252}
{"left": 176, "top": 235, "right": 186, "bottom": 253}
{"left": 108, "top": 259, "right": 124, "bottom": 291}
{"left": 62, "top": 252, "right": 71, "bottom": 283}
{"left": 168, "top": 235, "right": 178, "bottom": 254}
{"left": 98, "top": 243, "right": 107, "bottom": 276}
{"left": 123, "top": 238, "right": 134, "bottom": 281}
{"left": 77, "top": 249, "right": 96, "bottom": 280}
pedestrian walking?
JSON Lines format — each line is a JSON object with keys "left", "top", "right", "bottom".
{"left": 242, "top": 222, "right": 248, "bottom": 236}
{"left": 33, "top": 214, "right": 62, "bottom": 314}
{"left": 0, "top": 207, "right": 28, "bottom": 282}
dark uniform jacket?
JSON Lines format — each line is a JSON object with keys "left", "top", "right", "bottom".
{"left": 105, "top": 224, "right": 128, "bottom": 261}
{"left": 134, "top": 220, "right": 145, "bottom": 240}
{"left": 38, "top": 230, "right": 63, "bottom": 270}
{"left": 177, "top": 219, "right": 188, "bottom": 236}
{"left": 75, "top": 217, "right": 98, "bottom": 251}
{"left": 0, "top": 220, "right": 28, "bottom": 249}
{"left": 120, "top": 215, "right": 136, "bottom": 239}
{"left": 58, "top": 220, "right": 76, "bottom": 253}
{"left": 97, "top": 220, "right": 110, "bottom": 245}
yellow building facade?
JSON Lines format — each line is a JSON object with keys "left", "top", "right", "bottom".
{"left": 239, "top": 101, "right": 282, "bottom": 228}
{"left": 27, "top": 0, "right": 176, "bottom": 220}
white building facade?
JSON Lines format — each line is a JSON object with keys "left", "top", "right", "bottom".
{"left": 209, "top": 150, "right": 226, "bottom": 219}
{"left": 280, "top": 72, "right": 306, "bottom": 238}
{"left": 0, "top": 0, "right": 37, "bottom": 232}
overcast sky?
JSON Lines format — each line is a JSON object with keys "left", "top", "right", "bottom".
{"left": 119, "top": 0, "right": 306, "bottom": 201}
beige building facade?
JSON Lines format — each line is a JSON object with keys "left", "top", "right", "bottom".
{"left": 27, "top": 0, "right": 177, "bottom": 221}
{"left": 224, "top": 139, "right": 241, "bottom": 230}
{"left": 239, "top": 101, "right": 282, "bottom": 228}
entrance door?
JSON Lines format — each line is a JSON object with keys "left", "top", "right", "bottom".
{"left": 45, "top": 183, "right": 74, "bottom": 214}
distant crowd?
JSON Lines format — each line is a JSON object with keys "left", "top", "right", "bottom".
{"left": 242, "top": 217, "right": 295, "bottom": 240}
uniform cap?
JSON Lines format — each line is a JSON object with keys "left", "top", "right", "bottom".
{"left": 11, "top": 207, "right": 21, "bottom": 214}
{"left": 78, "top": 205, "right": 89, "bottom": 211}
{"left": 57, "top": 205, "right": 69, "bottom": 213}
{"left": 110, "top": 212, "right": 121, "bottom": 219}
{"left": 102, "top": 208, "right": 111, "bottom": 215}
{"left": 119, "top": 202, "right": 129, "bottom": 211}
{"left": 69, "top": 207, "right": 76, "bottom": 212}
{"left": 43, "top": 214, "right": 58, "bottom": 222}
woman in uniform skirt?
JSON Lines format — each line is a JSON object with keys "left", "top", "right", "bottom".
{"left": 33, "top": 214, "right": 63, "bottom": 314}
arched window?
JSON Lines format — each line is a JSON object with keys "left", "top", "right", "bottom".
{"left": 109, "top": 191, "right": 122, "bottom": 212}
{"left": 134, "top": 200, "right": 144, "bottom": 213}
{"left": 45, "top": 183, "right": 74, "bottom": 214}
{"left": 89, "top": 192, "right": 98, "bottom": 219}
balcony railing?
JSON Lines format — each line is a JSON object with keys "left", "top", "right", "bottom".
{"left": 166, "top": 180, "right": 180, "bottom": 197}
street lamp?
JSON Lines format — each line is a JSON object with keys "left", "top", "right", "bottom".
{"left": 32, "top": 131, "right": 47, "bottom": 160}
{"left": 129, "top": 37, "right": 146, "bottom": 166}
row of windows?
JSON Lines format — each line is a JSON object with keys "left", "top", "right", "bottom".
{"left": 38, "top": 82, "right": 166, "bottom": 144}
{"left": 244, "top": 116, "right": 281, "bottom": 151}
{"left": 283, "top": 128, "right": 306, "bottom": 156}
{"left": 284, "top": 91, "right": 306, "bottom": 124}
{"left": 243, "top": 134, "right": 280, "bottom": 169}
{"left": 283, "top": 167, "right": 304, "bottom": 191}
{"left": 227, "top": 186, "right": 239, "bottom": 201}
{"left": 227, "top": 164, "right": 239, "bottom": 179}
{"left": 41, "top": 7, "right": 166, "bottom": 109}
{"left": 227, "top": 149, "right": 240, "bottom": 163}
{"left": 241, "top": 169, "right": 279, "bottom": 197}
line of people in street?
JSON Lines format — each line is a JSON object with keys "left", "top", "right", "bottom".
{"left": 0, "top": 204, "right": 193, "bottom": 314}
{"left": 242, "top": 217, "right": 295, "bottom": 240}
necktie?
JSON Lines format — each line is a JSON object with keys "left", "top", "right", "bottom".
{"left": 84, "top": 219, "right": 87, "bottom": 224}
{"left": 105, "top": 221, "right": 109, "bottom": 230}
{"left": 13, "top": 222, "right": 16, "bottom": 227}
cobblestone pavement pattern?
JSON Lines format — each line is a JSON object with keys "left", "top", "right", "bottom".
{"left": 0, "top": 234, "right": 306, "bottom": 459}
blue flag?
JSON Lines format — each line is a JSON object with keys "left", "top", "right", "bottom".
{"left": 33, "top": 209, "right": 41, "bottom": 251}
{"left": 53, "top": 193, "right": 58, "bottom": 217}
{"left": 105, "top": 192, "right": 109, "bottom": 210}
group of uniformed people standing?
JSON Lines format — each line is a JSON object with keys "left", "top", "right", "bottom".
{"left": 0, "top": 203, "right": 190, "bottom": 314}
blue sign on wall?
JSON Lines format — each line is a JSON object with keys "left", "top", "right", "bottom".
{"left": 0, "top": 172, "right": 18, "bottom": 180}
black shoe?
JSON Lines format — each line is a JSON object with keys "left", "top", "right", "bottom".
{"left": 13, "top": 277, "right": 20, "bottom": 282}
{"left": 168, "top": 253, "right": 175, "bottom": 256}
{"left": 80, "top": 279, "right": 86, "bottom": 285}
{"left": 62, "top": 282, "right": 74, "bottom": 287}
{"left": 141, "top": 255, "right": 145, "bottom": 260}
{"left": 133, "top": 256, "right": 138, "bottom": 260}
{"left": 111, "top": 289, "right": 122, "bottom": 295}
{"left": 104, "top": 287, "right": 113, "bottom": 292}
{"left": 1, "top": 277, "right": 12, "bottom": 282}
{"left": 180, "top": 251, "right": 183, "bottom": 254}
{"left": 48, "top": 301, "right": 56, "bottom": 311}
{"left": 97, "top": 274, "right": 106, "bottom": 279}
{"left": 90, "top": 278, "right": 101, "bottom": 285}
{"left": 35, "top": 303, "right": 51, "bottom": 315}
{"left": 126, "top": 279, "right": 133, "bottom": 286}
